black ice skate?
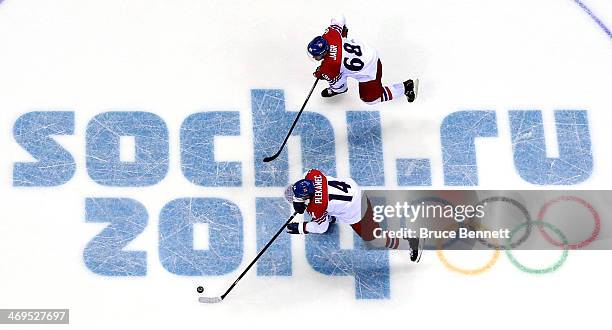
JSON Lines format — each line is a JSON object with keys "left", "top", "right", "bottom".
{"left": 408, "top": 236, "right": 423, "bottom": 263}
{"left": 321, "top": 88, "right": 347, "bottom": 98}
{"left": 403, "top": 79, "right": 419, "bottom": 103}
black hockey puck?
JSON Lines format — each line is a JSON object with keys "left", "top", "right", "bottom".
{"left": 197, "top": 286, "right": 204, "bottom": 294}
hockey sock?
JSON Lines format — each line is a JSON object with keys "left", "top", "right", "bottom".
{"left": 366, "top": 83, "right": 406, "bottom": 105}
{"left": 384, "top": 83, "right": 405, "bottom": 101}
{"left": 367, "top": 237, "right": 413, "bottom": 250}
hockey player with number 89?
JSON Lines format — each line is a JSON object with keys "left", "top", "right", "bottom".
{"left": 287, "top": 169, "right": 422, "bottom": 262}
{"left": 308, "top": 15, "right": 418, "bottom": 104}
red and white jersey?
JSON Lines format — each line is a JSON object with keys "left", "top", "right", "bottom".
{"left": 303, "top": 169, "right": 362, "bottom": 225}
{"left": 318, "top": 25, "right": 379, "bottom": 85}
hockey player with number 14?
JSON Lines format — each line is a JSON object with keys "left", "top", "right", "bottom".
{"left": 287, "top": 169, "right": 422, "bottom": 262}
{"left": 308, "top": 15, "right": 418, "bottom": 104}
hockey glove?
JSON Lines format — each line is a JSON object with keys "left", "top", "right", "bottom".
{"left": 342, "top": 26, "right": 348, "bottom": 38}
{"left": 286, "top": 222, "right": 308, "bottom": 234}
{"left": 293, "top": 201, "right": 306, "bottom": 214}
{"left": 313, "top": 66, "right": 326, "bottom": 80}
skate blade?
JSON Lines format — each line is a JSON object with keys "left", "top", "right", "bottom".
{"left": 199, "top": 296, "right": 223, "bottom": 303}
{"left": 416, "top": 237, "right": 424, "bottom": 263}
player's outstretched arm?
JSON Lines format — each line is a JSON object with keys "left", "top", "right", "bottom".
{"left": 330, "top": 15, "right": 348, "bottom": 37}
{"left": 286, "top": 214, "right": 331, "bottom": 235}
{"left": 305, "top": 218, "right": 330, "bottom": 234}
{"left": 330, "top": 15, "right": 345, "bottom": 30}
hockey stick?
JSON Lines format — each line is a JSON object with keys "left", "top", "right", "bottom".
{"left": 199, "top": 211, "right": 299, "bottom": 303}
{"left": 262, "top": 78, "right": 320, "bottom": 162}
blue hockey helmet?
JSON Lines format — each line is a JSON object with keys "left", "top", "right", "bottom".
{"left": 307, "top": 36, "right": 329, "bottom": 59}
{"left": 292, "top": 179, "right": 315, "bottom": 198}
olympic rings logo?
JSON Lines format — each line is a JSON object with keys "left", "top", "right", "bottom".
{"left": 436, "top": 221, "right": 501, "bottom": 275}
{"left": 413, "top": 195, "right": 601, "bottom": 275}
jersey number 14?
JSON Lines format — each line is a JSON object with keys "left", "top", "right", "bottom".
{"left": 329, "top": 180, "right": 353, "bottom": 202}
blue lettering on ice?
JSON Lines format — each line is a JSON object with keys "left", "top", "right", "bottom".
{"left": 252, "top": 89, "right": 336, "bottom": 187}
{"left": 509, "top": 110, "right": 592, "bottom": 185}
{"left": 256, "top": 197, "right": 390, "bottom": 298}
{"left": 86, "top": 111, "right": 169, "bottom": 186}
{"left": 181, "top": 112, "right": 242, "bottom": 186}
{"left": 13, "top": 111, "right": 75, "bottom": 186}
{"left": 256, "top": 198, "right": 292, "bottom": 276}
{"left": 306, "top": 225, "right": 390, "bottom": 299}
{"left": 396, "top": 159, "right": 432, "bottom": 186}
{"left": 441, "top": 110, "right": 498, "bottom": 186}
{"left": 84, "top": 198, "right": 148, "bottom": 276}
{"left": 346, "top": 111, "right": 384, "bottom": 186}
{"left": 158, "top": 198, "right": 243, "bottom": 275}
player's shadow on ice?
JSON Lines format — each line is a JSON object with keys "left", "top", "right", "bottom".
{"left": 391, "top": 251, "right": 433, "bottom": 275}
{"left": 318, "top": 93, "right": 348, "bottom": 106}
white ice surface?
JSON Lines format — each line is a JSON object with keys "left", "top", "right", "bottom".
{"left": 0, "top": 1, "right": 611, "bottom": 329}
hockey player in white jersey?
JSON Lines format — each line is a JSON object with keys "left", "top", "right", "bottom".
{"left": 287, "top": 169, "right": 422, "bottom": 262}
{"left": 307, "top": 15, "right": 418, "bottom": 104}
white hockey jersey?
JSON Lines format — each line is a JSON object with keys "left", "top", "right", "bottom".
{"left": 295, "top": 169, "right": 362, "bottom": 234}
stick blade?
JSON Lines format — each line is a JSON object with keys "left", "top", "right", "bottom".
{"left": 198, "top": 296, "right": 223, "bottom": 304}
{"left": 263, "top": 150, "right": 282, "bottom": 163}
